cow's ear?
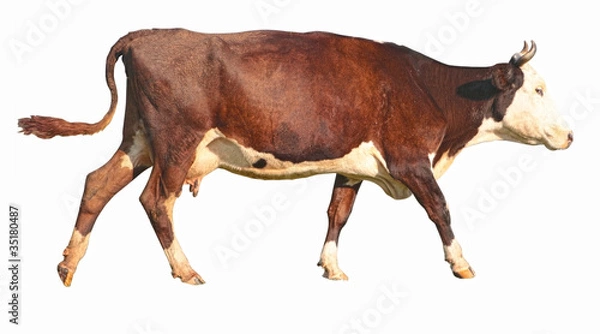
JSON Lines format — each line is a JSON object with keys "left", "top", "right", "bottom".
{"left": 491, "top": 64, "right": 522, "bottom": 91}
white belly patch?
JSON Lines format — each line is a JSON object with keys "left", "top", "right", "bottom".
{"left": 186, "top": 128, "right": 413, "bottom": 199}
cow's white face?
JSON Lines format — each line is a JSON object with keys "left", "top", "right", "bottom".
{"left": 499, "top": 64, "right": 573, "bottom": 150}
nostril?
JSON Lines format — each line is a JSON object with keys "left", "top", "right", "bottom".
{"left": 568, "top": 132, "right": 574, "bottom": 142}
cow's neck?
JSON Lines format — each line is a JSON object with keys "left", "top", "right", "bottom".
{"left": 417, "top": 60, "right": 503, "bottom": 177}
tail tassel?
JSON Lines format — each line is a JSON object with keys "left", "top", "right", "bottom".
{"left": 18, "top": 115, "right": 100, "bottom": 139}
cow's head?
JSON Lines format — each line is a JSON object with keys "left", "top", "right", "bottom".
{"left": 490, "top": 41, "right": 573, "bottom": 150}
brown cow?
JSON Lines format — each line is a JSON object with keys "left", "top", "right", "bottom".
{"left": 18, "top": 29, "right": 573, "bottom": 286}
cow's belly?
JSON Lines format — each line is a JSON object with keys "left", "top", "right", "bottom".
{"left": 186, "top": 128, "right": 413, "bottom": 199}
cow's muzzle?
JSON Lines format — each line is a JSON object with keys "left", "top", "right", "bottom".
{"left": 545, "top": 129, "right": 574, "bottom": 150}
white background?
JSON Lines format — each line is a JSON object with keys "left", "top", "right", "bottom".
{"left": 2, "top": 1, "right": 599, "bottom": 333}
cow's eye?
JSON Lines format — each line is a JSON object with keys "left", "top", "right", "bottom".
{"left": 535, "top": 87, "right": 544, "bottom": 97}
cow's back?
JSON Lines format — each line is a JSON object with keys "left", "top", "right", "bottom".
{"left": 121, "top": 29, "right": 424, "bottom": 164}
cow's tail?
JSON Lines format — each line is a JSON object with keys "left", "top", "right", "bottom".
{"left": 17, "top": 32, "right": 137, "bottom": 139}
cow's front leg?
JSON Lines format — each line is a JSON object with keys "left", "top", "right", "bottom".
{"left": 392, "top": 162, "right": 475, "bottom": 279}
{"left": 318, "top": 174, "right": 362, "bottom": 280}
{"left": 140, "top": 166, "right": 205, "bottom": 285}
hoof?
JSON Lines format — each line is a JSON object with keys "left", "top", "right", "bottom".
{"left": 317, "top": 259, "right": 349, "bottom": 281}
{"left": 323, "top": 270, "right": 349, "bottom": 281}
{"left": 452, "top": 266, "right": 476, "bottom": 279}
{"left": 57, "top": 262, "right": 75, "bottom": 287}
{"left": 184, "top": 275, "right": 206, "bottom": 285}
{"left": 173, "top": 270, "right": 206, "bottom": 285}
{"left": 318, "top": 262, "right": 349, "bottom": 280}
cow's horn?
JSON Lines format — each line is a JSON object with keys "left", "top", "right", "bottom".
{"left": 519, "top": 41, "right": 529, "bottom": 54}
{"left": 510, "top": 40, "right": 536, "bottom": 67}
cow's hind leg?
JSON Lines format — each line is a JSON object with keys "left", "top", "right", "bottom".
{"left": 318, "top": 174, "right": 362, "bottom": 280}
{"left": 58, "top": 149, "right": 147, "bottom": 286}
{"left": 139, "top": 164, "right": 205, "bottom": 285}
